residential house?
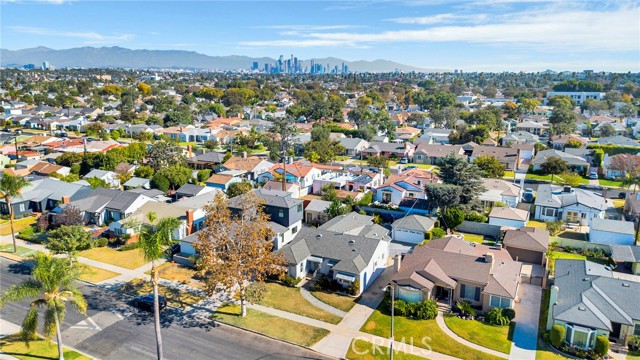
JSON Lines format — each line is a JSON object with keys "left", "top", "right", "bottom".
{"left": 593, "top": 121, "right": 627, "bottom": 137}
{"left": 394, "top": 127, "right": 421, "bottom": 142}
{"left": 83, "top": 169, "right": 119, "bottom": 188}
{"left": 392, "top": 236, "right": 522, "bottom": 311}
{"left": 531, "top": 150, "right": 590, "bottom": 174}
{"left": 590, "top": 136, "right": 640, "bottom": 148}
{"left": 337, "top": 137, "right": 370, "bottom": 156}
{"left": 204, "top": 173, "right": 242, "bottom": 191}
{"left": 312, "top": 170, "right": 383, "bottom": 196}
{"left": 264, "top": 163, "right": 323, "bottom": 195}
{"left": 610, "top": 245, "right": 640, "bottom": 275}
{"left": 515, "top": 120, "right": 550, "bottom": 136}
{"left": 419, "top": 128, "right": 453, "bottom": 145}
{"left": 187, "top": 151, "right": 227, "bottom": 169}
{"left": 374, "top": 169, "right": 439, "bottom": 208}
{"left": 221, "top": 156, "right": 274, "bottom": 182}
{"left": 470, "top": 145, "right": 521, "bottom": 171}
{"left": 123, "top": 177, "right": 151, "bottom": 190}
{"left": 550, "top": 135, "right": 588, "bottom": 150}
{"left": 304, "top": 199, "right": 331, "bottom": 226}
{"left": 480, "top": 178, "right": 522, "bottom": 209}
{"left": 413, "top": 144, "right": 465, "bottom": 165}
{"left": 502, "top": 131, "right": 539, "bottom": 146}
{"left": 543, "top": 91, "right": 605, "bottom": 106}
{"left": 546, "top": 259, "right": 640, "bottom": 349}
{"left": 0, "top": 178, "right": 88, "bottom": 216}
{"left": 229, "top": 188, "right": 303, "bottom": 251}
{"left": 281, "top": 225, "right": 389, "bottom": 294}
{"left": 361, "top": 142, "right": 415, "bottom": 160}
{"left": 534, "top": 185, "right": 607, "bottom": 226}
{"left": 589, "top": 219, "right": 636, "bottom": 246}
{"left": 262, "top": 180, "right": 302, "bottom": 198}
{"left": 103, "top": 190, "right": 154, "bottom": 222}
{"left": 109, "top": 201, "right": 192, "bottom": 240}
{"left": 175, "top": 183, "right": 216, "bottom": 199}
{"left": 391, "top": 214, "right": 436, "bottom": 244}
{"left": 602, "top": 154, "right": 640, "bottom": 179}
{"left": 502, "top": 227, "right": 549, "bottom": 265}
{"left": 488, "top": 207, "right": 530, "bottom": 228}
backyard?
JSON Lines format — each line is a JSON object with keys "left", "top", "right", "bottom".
{"left": 526, "top": 220, "right": 548, "bottom": 229}
{"left": 454, "top": 232, "right": 494, "bottom": 245}
{"left": 79, "top": 246, "right": 147, "bottom": 270}
{"left": 0, "top": 333, "right": 91, "bottom": 360}
{"left": 259, "top": 282, "right": 342, "bottom": 324}
{"left": 443, "top": 315, "right": 512, "bottom": 354}
{"left": 360, "top": 307, "right": 504, "bottom": 360}
{"left": 214, "top": 304, "right": 329, "bottom": 347}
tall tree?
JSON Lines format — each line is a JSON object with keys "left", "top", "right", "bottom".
{"left": 0, "top": 174, "right": 30, "bottom": 253}
{"left": 138, "top": 213, "right": 182, "bottom": 360}
{"left": 540, "top": 157, "right": 568, "bottom": 182}
{"left": 549, "top": 107, "right": 577, "bottom": 135}
{"left": 473, "top": 155, "right": 505, "bottom": 178}
{"left": 148, "top": 141, "right": 186, "bottom": 169}
{"left": 266, "top": 117, "right": 298, "bottom": 191}
{"left": 195, "top": 192, "right": 285, "bottom": 317}
{"left": 226, "top": 181, "right": 253, "bottom": 198}
{"left": 0, "top": 254, "right": 87, "bottom": 360}
{"left": 436, "top": 153, "right": 485, "bottom": 205}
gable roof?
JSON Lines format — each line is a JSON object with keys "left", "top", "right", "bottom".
{"left": 392, "top": 214, "right": 436, "bottom": 232}
{"left": 534, "top": 184, "right": 606, "bottom": 210}
{"left": 531, "top": 149, "right": 589, "bottom": 167}
{"left": 489, "top": 206, "right": 529, "bottom": 221}
{"left": 590, "top": 218, "right": 635, "bottom": 235}
{"left": 503, "top": 227, "right": 549, "bottom": 252}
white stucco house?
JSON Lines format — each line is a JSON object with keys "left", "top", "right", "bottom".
{"left": 534, "top": 185, "right": 607, "bottom": 227}
{"left": 391, "top": 215, "right": 436, "bottom": 244}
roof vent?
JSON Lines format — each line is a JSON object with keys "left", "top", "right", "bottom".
{"left": 622, "top": 283, "right": 630, "bottom": 287}
{"left": 348, "top": 239, "right": 356, "bottom": 245}
{"left": 316, "top": 234, "right": 322, "bottom": 238}
{"left": 583, "top": 278, "right": 590, "bottom": 281}
{"left": 578, "top": 306, "right": 586, "bottom": 311}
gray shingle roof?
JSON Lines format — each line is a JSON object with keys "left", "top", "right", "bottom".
{"left": 392, "top": 214, "right": 436, "bottom": 232}
{"left": 105, "top": 191, "right": 145, "bottom": 212}
{"left": 123, "top": 177, "right": 150, "bottom": 188}
{"left": 553, "top": 259, "right": 640, "bottom": 331}
{"left": 319, "top": 212, "right": 374, "bottom": 233}
{"left": 281, "top": 227, "right": 385, "bottom": 275}
{"left": 591, "top": 136, "right": 640, "bottom": 147}
{"left": 532, "top": 150, "right": 589, "bottom": 167}
{"left": 590, "top": 218, "right": 635, "bottom": 235}
{"left": 176, "top": 183, "right": 207, "bottom": 197}
{"left": 229, "top": 188, "right": 302, "bottom": 209}
{"left": 610, "top": 245, "right": 640, "bottom": 263}
{"left": 534, "top": 184, "right": 606, "bottom": 210}
{"left": 503, "top": 227, "right": 549, "bottom": 252}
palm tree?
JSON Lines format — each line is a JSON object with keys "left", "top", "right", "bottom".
{"left": 138, "top": 213, "right": 181, "bottom": 360}
{"left": 0, "top": 173, "right": 30, "bottom": 253}
{"left": 0, "top": 254, "right": 87, "bottom": 360}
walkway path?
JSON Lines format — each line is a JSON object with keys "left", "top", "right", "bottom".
{"left": 436, "top": 312, "right": 509, "bottom": 359}
{"left": 299, "top": 285, "right": 346, "bottom": 317}
{"left": 509, "top": 283, "right": 541, "bottom": 360}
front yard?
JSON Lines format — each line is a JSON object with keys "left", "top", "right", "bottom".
{"left": 0, "top": 243, "right": 40, "bottom": 259}
{"left": 120, "top": 278, "right": 204, "bottom": 309}
{"left": 0, "top": 333, "right": 91, "bottom": 360}
{"left": 0, "top": 217, "right": 36, "bottom": 236}
{"left": 598, "top": 178, "right": 624, "bottom": 188}
{"left": 346, "top": 339, "right": 429, "bottom": 360}
{"left": 79, "top": 264, "right": 119, "bottom": 283}
{"left": 309, "top": 289, "right": 358, "bottom": 312}
{"left": 443, "top": 315, "right": 512, "bottom": 354}
{"left": 146, "top": 262, "right": 203, "bottom": 289}
{"left": 214, "top": 304, "right": 329, "bottom": 347}
{"left": 360, "top": 307, "right": 503, "bottom": 360}
{"left": 79, "top": 246, "right": 147, "bottom": 270}
{"left": 260, "top": 282, "right": 342, "bottom": 324}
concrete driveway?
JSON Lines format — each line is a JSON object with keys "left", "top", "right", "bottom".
{"left": 509, "top": 283, "right": 542, "bottom": 360}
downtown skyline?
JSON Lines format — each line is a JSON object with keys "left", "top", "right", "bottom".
{"left": 1, "top": 0, "right": 639, "bottom": 72}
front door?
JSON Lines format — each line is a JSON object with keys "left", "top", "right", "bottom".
{"left": 610, "top": 323, "right": 622, "bottom": 341}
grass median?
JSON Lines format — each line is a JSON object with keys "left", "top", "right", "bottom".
{"left": 0, "top": 333, "right": 91, "bottom": 360}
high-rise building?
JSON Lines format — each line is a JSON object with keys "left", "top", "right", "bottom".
{"left": 42, "top": 61, "right": 50, "bottom": 70}
{"left": 251, "top": 62, "right": 259, "bottom": 71}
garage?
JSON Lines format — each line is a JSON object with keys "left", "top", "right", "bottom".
{"left": 502, "top": 227, "right": 549, "bottom": 266}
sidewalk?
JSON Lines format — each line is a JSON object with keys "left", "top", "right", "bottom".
{"left": 436, "top": 312, "right": 509, "bottom": 359}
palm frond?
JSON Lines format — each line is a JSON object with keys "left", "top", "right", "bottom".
{"left": 0, "top": 280, "right": 41, "bottom": 306}
{"left": 43, "top": 302, "right": 58, "bottom": 340}
{"left": 21, "top": 303, "right": 40, "bottom": 344}
{"left": 64, "top": 288, "right": 87, "bottom": 315}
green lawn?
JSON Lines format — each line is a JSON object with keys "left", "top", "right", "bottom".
{"left": 443, "top": 315, "right": 511, "bottom": 354}
{"left": 0, "top": 334, "right": 91, "bottom": 360}
{"left": 346, "top": 339, "right": 430, "bottom": 360}
{"left": 79, "top": 246, "right": 147, "bottom": 270}
{"left": 552, "top": 251, "right": 586, "bottom": 261}
{"left": 214, "top": 304, "right": 329, "bottom": 347}
{"left": 503, "top": 171, "right": 515, "bottom": 179}
{"left": 360, "top": 307, "right": 504, "bottom": 360}
{"left": 0, "top": 243, "right": 40, "bottom": 257}
{"left": 628, "top": 350, "right": 640, "bottom": 360}
{"left": 454, "top": 232, "right": 488, "bottom": 244}
{"left": 260, "top": 283, "right": 342, "bottom": 324}
{"left": 599, "top": 179, "right": 624, "bottom": 188}
{"left": 525, "top": 173, "right": 554, "bottom": 182}
{"left": 526, "top": 220, "right": 548, "bottom": 229}
{"left": 0, "top": 217, "right": 36, "bottom": 236}
{"left": 309, "top": 290, "right": 357, "bottom": 312}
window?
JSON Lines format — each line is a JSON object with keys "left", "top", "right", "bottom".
{"left": 543, "top": 208, "right": 556, "bottom": 217}
{"left": 566, "top": 211, "right": 580, "bottom": 223}
{"left": 382, "top": 191, "right": 392, "bottom": 203}
{"left": 18, "top": 204, "right": 25, "bottom": 212}
{"left": 634, "top": 324, "right": 640, "bottom": 336}
{"left": 460, "top": 284, "right": 480, "bottom": 301}
{"left": 292, "top": 226, "right": 298, "bottom": 234}
{"left": 564, "top": 324, "right": 596, "bottom": 350}
{"left": 297, "top": 204, "right": 302, "bottom": 212}
{"left": 299, "top": 262, "right": 304, "bottom": 272}
{"left": 490, "top": 295, "right": 512, "bottom": 309}
{"left": 278, "top": 210, "right": 284, "bottom": 218}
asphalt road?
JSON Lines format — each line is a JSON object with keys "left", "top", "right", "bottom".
{"left": 0, "top": 258, "right": 334, "bottom": 360}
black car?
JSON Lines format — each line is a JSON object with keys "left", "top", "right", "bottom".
{"left": 619, "top": 192, "right": 627, "bottom": 199}
{"left": 165, "top": 243, "right": 180, "bottom": 257}
{"left": 133, "top": 294, "right": 167, "bottom": 311}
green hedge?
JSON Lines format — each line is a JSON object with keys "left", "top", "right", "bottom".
{"left": 587, "top": 144, "right": 640, "bottom": 156}
{"left": 550, "top": 324, "right": 565, "bottom": 348}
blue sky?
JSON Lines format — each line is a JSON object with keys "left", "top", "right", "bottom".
{"left": 2, "top": 0, "right": 639, "bottom": 72}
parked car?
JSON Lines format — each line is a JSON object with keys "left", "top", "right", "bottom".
{"left": 132, "top": 294, "right": 167, "bottom": 311}
{"left": 522, "top": 188, "right": 535, "bottom": 203}
{"left": 619, "top": 192, "right": 627, "bottom": 199}
{"left": 405, "top": 165, "right": 418, "bottom": 170}
{"left": 588, "top": 172, "right": 598, "bottom": 180}
{"left": 399, "top": 157, "right": 409, "bottom": 164}
{"left": 165, "top": 243, "right": 180, "bottom": 257}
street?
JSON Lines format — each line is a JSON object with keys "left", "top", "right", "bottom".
{"left": 0, "top": 258, "right": 333, "bottom": 360}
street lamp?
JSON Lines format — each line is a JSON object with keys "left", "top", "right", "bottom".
{"left": 12, "top": 129, "right": 22, "bottom": 162}
{"left": 381, "top": 284, "right": 395, "bottom": 360}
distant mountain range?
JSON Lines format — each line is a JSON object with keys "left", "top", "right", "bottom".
{"left": 0, "top": 46, "right": 446, "bottom": 73}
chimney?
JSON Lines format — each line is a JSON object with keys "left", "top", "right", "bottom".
{"left": 61, "top": 196, "right": 70, "bottom": 204}
{"left": 185, "top": 209, "right": 194, "bottom": 235}
{"left": 485, "top": 252, "right": 495, "bottom": 274}
{"left": 394, "top": 254, "right": 402, "bottom": 272}
{"left": 546, "top": 285, "right": 560, "bottom": 331}
{"left": 242, "top": 151, "right": 247, "bottom": 158}
{"left": 563, "top": 186, "right": 572, "bottom": 193}
{"left": 187, "top": 145, "right": 193, "bottom": 158}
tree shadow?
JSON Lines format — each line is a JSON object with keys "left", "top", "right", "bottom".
{"left": 5, "top": 260, "right": 34, "bottom": 275}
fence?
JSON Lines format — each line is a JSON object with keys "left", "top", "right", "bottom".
{"left": 456, "top": 221, "right": 502, "bottom": 239}
{"left": 550, "top": 236, "right": 611, "bottom": 255}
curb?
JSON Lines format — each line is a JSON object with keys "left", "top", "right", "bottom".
{"left": 213, "top": 317, "right": 340, "bottom": 360}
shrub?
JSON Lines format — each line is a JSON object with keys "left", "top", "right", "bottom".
{"left": 550, "top": 324, "right": 566, "bottom": 348}
{"left": 94, "top": 238, "right": 108, "bottom": 247}
{"left": 431, "top": 228, "right": 446, "bottom": 239}
{"left": 348, "top": 278, "right": 360, "bottom": 296}
{"left": 119, "top": 242, "right": 140, "bottom": 251}
{"left": 17, "top": 227, "right": 35, "bottom": 240}
{"left": 394, "top": 299, "right": 408, "bottom": 316}
{"left": 456, "top": 300, "right": 477, "bottom": 317}
{"left": 594, "top": 335, "right": 609, "bottom": 358}
{"left": 282, "top": 275, "right": 300, "bottom": 287}
{"left": 464, "top": 212, "right": 487, "bottom": 223}
{"left": 546, "top": 220, "right": 565, "bottom": 236}
{"left": 502, "top": 308, "right": 516, "bottom": 321}
{"left": 414, "top": 299, "right": 438, "bottom": 320}
{"left": 485, "top": 307, "right": 510, "bottom": 326}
